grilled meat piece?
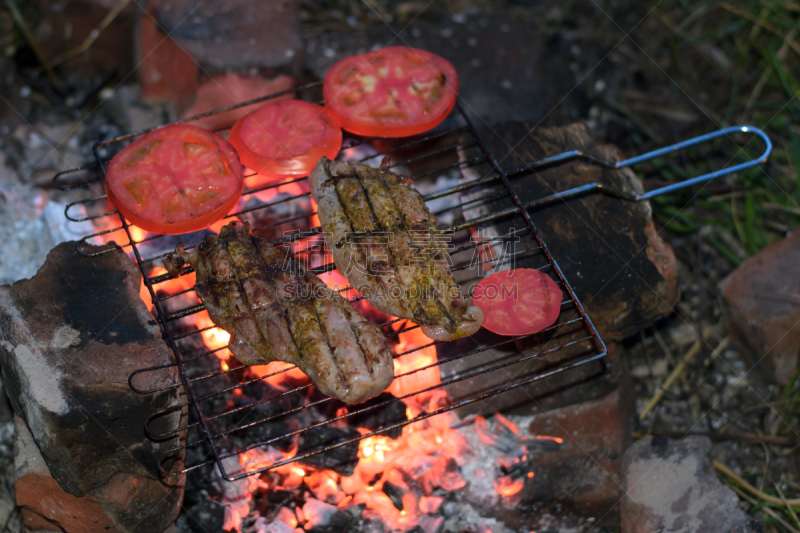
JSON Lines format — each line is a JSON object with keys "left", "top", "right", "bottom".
{"left": 310, "top": 157, "right": 484, "bottom": 341}
{"left": 163, "top": 221, "right": 394, "bottom": 404}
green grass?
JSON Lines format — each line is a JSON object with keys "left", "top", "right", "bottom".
{"left": 602, "top": 0, "right": 800, "bottom": 264}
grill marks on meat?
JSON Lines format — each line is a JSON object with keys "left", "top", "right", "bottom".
{"left": 310, "top": 157, "right": 484, "bottom": 341}
{"left": 164, "top": 221, "right": 394, "bottom": 404}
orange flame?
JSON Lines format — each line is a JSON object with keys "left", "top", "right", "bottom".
{"left": 388, "top": 322, "right": 440, "bottom": 399}
{"left": 86, "top": 194, "right": 487, "bottom": 533}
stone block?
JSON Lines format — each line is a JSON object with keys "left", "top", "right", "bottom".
{"left": 441, "top": 122, "right": 677, "bottom": 415}
{"left": 454, "top": 353, "right": 633, "bottom": 531}
{"left": 620, "top": 436, "right": 763, "bottom": 533}
{"left": 465, "top": 122, "right": 680, "bottom": 342}
{"left": 0, "top": 242, "right": 183, "bottom": 530}
{"left": 181, "top": 73, "right": 296, "bottom": 131}
{"left": 524, "top": 380, "right": 632, "bottom": 516}
{"left": 138, "top": 3, "right": 199, "bottom": 115}
{"left": 149, "top": 0, "right": 303, "bottom": 74}
{"left": 719, "top": 232, "right": 800, "bottom": 385}
{"left": 32, "top": 0, "right": 135, "bottom": 85}
{"left": 16, "top": 417, "right": 183, "bottom": 533}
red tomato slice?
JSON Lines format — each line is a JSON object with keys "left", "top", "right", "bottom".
{"left": 105, "top": 124, "right": 243, "bottom": 235}
{"left": 472, "top": 269, "right": 563, "bottom": 337}
{"left": 229, "top": 100, "right": 342, "bottom": 179}
{"left": 323, "top": 46, "right": 459, "bottom": 138}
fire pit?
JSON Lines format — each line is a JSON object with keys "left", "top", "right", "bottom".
{"left": 43, "top": 80, "right": 772, "bottom": 532}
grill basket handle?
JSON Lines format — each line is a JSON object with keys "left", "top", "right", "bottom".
{"left": 515, "top": 125, "right": 772, "bottom": 208}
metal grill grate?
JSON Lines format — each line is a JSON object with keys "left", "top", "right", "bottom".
{"left": 52, "top": 82, "right": 770, "bottom": 481}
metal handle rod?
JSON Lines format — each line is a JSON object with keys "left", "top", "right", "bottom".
{"left": 509, "top": 125, "right": 772, "bottom": 204}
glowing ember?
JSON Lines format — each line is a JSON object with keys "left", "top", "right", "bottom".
{"left": 195, "top": 313, "right": 232, "bottom": 370}
{"left": 493, "top": 476, "right": 524, "bottom": 497}
{"left": 475, "top": 416, "right": 499, "bottom": 447}
{"left": 248, "top": 177, "right": 308, "bottom": 206}
{"left": 418, "top": 495, "right": 443, "bottom": 514}
{"left": 87, "top": 183, "right": 531, "bottom": 533}
{"left": 495, "top": 413, "right": 519, "bottom": 435}
{"left": 535, "top": 435, "right": 564, "bottom": 445}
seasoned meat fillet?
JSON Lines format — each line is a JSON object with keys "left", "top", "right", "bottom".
{"left": 310, "top": 157, "right": 484, "bottom": 341}
{"left": 163, "top": 221, "right": 394, "bottom": 404}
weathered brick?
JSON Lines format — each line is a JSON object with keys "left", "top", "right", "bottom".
{"left": 719, "top": 232, "right": 800, "bottom": 385}
{"left": 620, "top": 436, "right": 763, "bottom": 533}
{"left": 0, "top": 243, "right": 183, "bottom": 532}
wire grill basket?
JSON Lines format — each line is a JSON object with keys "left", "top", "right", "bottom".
{"left": 52, "top": 81, "right": 771, "bottom": 481}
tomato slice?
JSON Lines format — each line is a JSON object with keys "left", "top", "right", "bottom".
{"left": 105, "top": 124, "right": 243, "bottom": 235}
{"left": 229, "top": 100, "right": 342, "bottom": 180}
{"left": 323, "top": 46, "right": 459, "bottom": 138}
{"left": 472, "top": 269, "right": 563, "bottom": 336}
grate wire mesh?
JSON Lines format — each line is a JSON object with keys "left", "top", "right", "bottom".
{"left": 51, "top": 82, "right": 647, "bottom": 481}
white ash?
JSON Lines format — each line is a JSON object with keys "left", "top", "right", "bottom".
{"left": 457, "top": 413, "right": 538, "bottom": 510}
{"left": 207, "top": 414, "right": 537, "bottom": 533}
{"left": 440, "top": 501, "right": 514, "bottom": 533}
{"left": 0, "top": 184, "right": 94, "bottom": 285}
{"left": 301, "top": 498, "right": 340, "bottom": 529}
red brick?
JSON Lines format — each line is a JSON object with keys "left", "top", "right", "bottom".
{"left": 719, "top": 232, "right": 800, "bottom": 385}
{"left": 15, "top": 417, "right": 118, "bottom": 533}
{"left": 138, "top": 3, "right": 198, "bottom": 115}
{"left": 525, "top": 382, "right": 632, "bottom": 515}
{"left": 0, "top": 243, "right": 184, "bottom": 532}
{"left": 181, "top": 73, "right": 296, "bottom": 131}
{"left": 149, "top": 0, "right": 303, "bottom": 73}
{"left": 15, "top": 416, "right": 184, "bottom": 533}
{"left": 32, "top": 0, "right": 135, "bottom": 83}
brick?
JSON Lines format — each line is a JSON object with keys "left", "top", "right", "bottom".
{"left": 16, "top": 416, "right": 184, "bottom": 533}
{"left": 454, "top": 345, "right": 633, "bottom": 531}
{"left": 524, "top": 378, "right": 632, "bottom": 516}
{"left": 463, "top": 122, "right": 680, "bottom": 342}
{"left": 138, "top": 3, "right": 198, "bottom": 115}
{"left": 620, "top": 436, "right": 763, "bottom": 533}
{"left": 149, "top": 0, "right": 303, "bottom": 73}
{"left": 32, "top": 0, "right": 135, "bottom": 84}
{"left": 181, "top": 73, "right": 295, "bottom": 131}
{"left": 719, "top": 232, "right": 800, "bottom": 385}
{"left": 16, "top": 417, "right": 116, "bottom": 532}
{"left": 0, "top": 243, "right": 183, "bottom": 531}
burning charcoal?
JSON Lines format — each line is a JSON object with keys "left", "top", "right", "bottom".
{"left": 522, "top": 435, "right": 563, "bottom": 452}
{"left": 253, "top": 518, "right": 296, "bottom": 533}
{"left": 229, "top": 405, "right": 299, "bottom": 453}
{"left": 418, "top": 516, "right": 445, "bottom": 533}
{"left": 346, "top": 503, "right": 366, "bottom": 521}
{"left": 302, "top": 498, "right": 354, "bottom": 533}
{"left": 344, "top": 392, "right": 408, "bottom": 439}
{"left": 421, "top": 457, "right": 466, "bottom": 495}
{"left": 359, "top": 520, "right": 388, "bottom": 533}
{"left": 382, "top": 480, "right": 405, "bottom": 511}
{"left": 264, "top": 489, "right": 297, "bottom": 507}
{"left": 296, "top": 426, "right": 360, "bottom": 476}
{"left": 252, "top": 507, "right": 300, "bottom": 533}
